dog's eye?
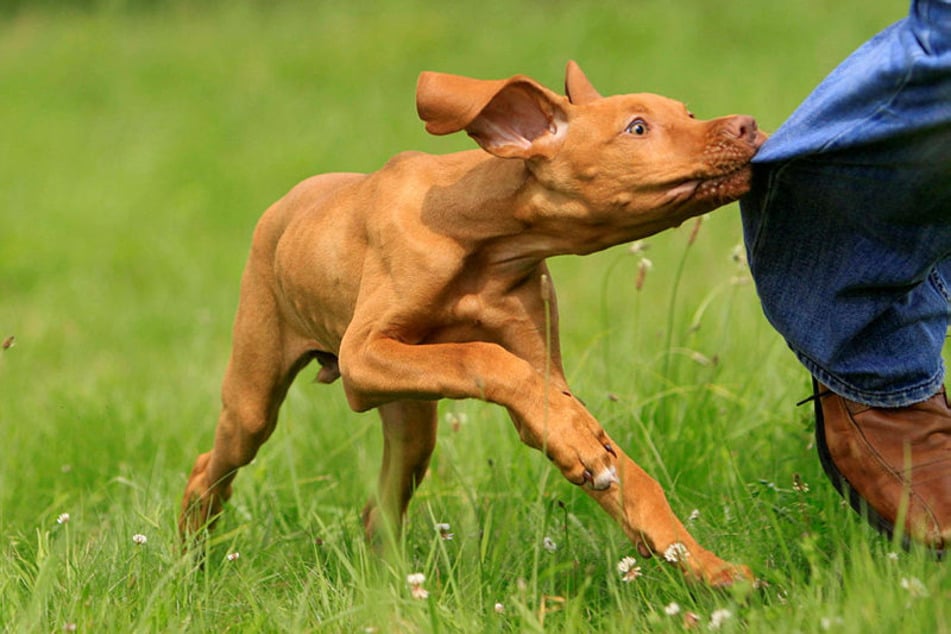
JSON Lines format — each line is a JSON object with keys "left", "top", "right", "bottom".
{"left": 625, "top": 119, "right": 648, "bottom": 136}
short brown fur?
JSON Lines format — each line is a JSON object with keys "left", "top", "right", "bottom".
{"left": 180, "top": 62, "right": 765, "bottom": 586}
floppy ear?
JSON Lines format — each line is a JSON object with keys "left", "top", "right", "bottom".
{"left": 564, "top": 60, "right": 602, "bottom": 105}
{"left": 416, "top": 71, "right": 567, "bottom": 159}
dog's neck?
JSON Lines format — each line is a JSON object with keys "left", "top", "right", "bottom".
{"left": 421, "top": 151, "right": 675, "bottom": 271}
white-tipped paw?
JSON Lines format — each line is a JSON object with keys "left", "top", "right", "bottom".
{"left": 583, "top": 465, "right": 619, "bottom": 490}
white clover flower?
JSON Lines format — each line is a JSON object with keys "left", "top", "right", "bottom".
{"left": 664, "top": 602, "right": 681, "bottom": 616}
{"left": 663, "top": 542, "right": 689, "bottom": 564}
{"left": 435, "top": 522, "right": 454, "bottom": 540}
{"left": 542, "top": 536, "right": 557, "bottom": 552}
{"left": 131, "top": 533, "right": 148, "bottom": 545}
{"left": 886, "top": 551, "right": 899, "bottom": 561}
{"left": 56, "top": 513, "right": 70, "bottom": 525}
{"left": 709, "top": 608, "right": 733, "bottom": 630}
{"left": 792, "top": 473, "right": 810, "bottom": 493}
{"left": 406, "top": 572, "right": 428, "bottom": 599}
{"left": 616, "top": 556, "right": 642, "bottom": 582}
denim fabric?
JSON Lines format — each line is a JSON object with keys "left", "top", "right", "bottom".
{"left": 741, "top": 0, "right": 951, "bottom": 407}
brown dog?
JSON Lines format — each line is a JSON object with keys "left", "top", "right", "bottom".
{"left": 179, "top": 62, "right": 764, "bottom": 586}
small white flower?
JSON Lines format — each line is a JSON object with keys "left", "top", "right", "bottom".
{"left": 709, "top": 608, "right": 732, "bottom": 630}
{"left": 131, "top": 533, "right": 147, "bottom": 545}
{"left": 635, "top": 257, "right": 654, "bottom": 291}
{"left": 435, "top": 522, "right": 454, "bottom": 540}
{"left": 900, "top": 577, "right": 928, "bottom": 598}
{"left": 820, "top": 616, "right": 844, "bottom": 630}
{"left": 886, "top": 551, "right": 899, "bottom": 561}
{"left": 56, "top": 513, "right": 70, "bottom": 525}
{"left": 792, "top": 473, "right": 810, "bottom": 493}
{"left": 628, "top": 240, "right": 650, "bottom": 255}
{"left": 406, "top": 572, "right": 428, "bottom": 599}
{"left": 616, "top": 556, "right": 637, "bottom": 573}
{"left": 63, "top": 624, "right": 77, "bottom": 632}
{"left": 226, "top": 551, "right": 240, "bottom": 562}
{"left": 542, "top": 536, "right": 557, "bottom": 552}
{"left": 663, "top": 542, "right": 689, "bottom": 564}
{"left": 494, "top": 602, "right": 505, "bottom": 614}
{"left": 688, "top": 508, "right": 701, "bottom": 522}
{"left": 616, "top": 556, "right": 642, "bottom": 582}
{"left": 444, "top": 412, "right": 468, "bottom": 431}
{"left": 664, "top": 602, "right": 681, "bottom": 616}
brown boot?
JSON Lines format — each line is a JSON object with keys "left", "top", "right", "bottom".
{"left": 808, "top": 380, "right": 950, "bottom": 553}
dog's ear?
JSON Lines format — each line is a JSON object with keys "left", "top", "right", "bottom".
{"left": 417, "top": 71, "right": 567, "bottom": 159}
{"left": 564, "top": 60, "right": 601, "bottom": 105}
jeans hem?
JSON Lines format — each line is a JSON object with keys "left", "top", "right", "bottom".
{"left": 795, "top": 352, "right": 946, "bottom": 408}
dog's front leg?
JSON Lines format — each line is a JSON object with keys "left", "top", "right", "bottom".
{"left": 584, "top": 437, "right": 754, "bottom": 586}
{"left": 339, "top": 335, "right": 619, "bottom": 491}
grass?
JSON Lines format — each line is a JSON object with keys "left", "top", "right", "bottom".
{"left": 1, "top": 1, "right": 948, "bottom": 632}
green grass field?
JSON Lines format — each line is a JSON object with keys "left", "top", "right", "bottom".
{"left": 2, "top": 1, "right": 948, "bottom": 632}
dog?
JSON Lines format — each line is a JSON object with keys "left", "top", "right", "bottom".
{"left": 179, "top": 61, "right": 764, "bottom": 586}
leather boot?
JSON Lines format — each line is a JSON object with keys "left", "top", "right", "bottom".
{"left": 809, "top": 380, "right": 950, "bottom": 552}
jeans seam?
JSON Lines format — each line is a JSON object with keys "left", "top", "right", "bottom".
{"left": 798, "top": 349, "right": 945, "bottom": 407}
{"left": 929, "top": 266, "right": 951, "bottom": 303}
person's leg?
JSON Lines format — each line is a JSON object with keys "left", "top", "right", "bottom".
{"left": 740, "top": 0, "right": 951, "bottom": 549}
{"left": 742, "top": 129, "right": 951, "bottom": 407}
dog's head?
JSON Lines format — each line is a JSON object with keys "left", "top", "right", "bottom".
{"left": 417, "top": 62, "right": 766, "bottom": 243}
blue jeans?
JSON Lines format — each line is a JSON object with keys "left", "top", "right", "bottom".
{"left": 740, "top": 0, "right": 951, "bottom": 407}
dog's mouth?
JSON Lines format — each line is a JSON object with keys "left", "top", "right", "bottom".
{"left": 667, "top": 163, "right": 754, "bottom": 208}
{"left": 664, "top": 123, "right": 765, "bottom": 209}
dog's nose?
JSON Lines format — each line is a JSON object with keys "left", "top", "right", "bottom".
{"left": 726, "top": 115, "right": 758, "bottom": 144}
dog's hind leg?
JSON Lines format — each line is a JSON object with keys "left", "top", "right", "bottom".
{"left": 179, "top": 278, "right": 314, "bottom": 539}
{"left": 362, "top": 400, "right": 438, "bottom": 545}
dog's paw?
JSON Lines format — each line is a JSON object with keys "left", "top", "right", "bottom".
{"left": 672, "top": 545, "right": 757, "bottom": 588}
{"left": 703, "top": 563, "right": 756, "bottom": 588}
{"left": 582, "top": 464, "right": 619, "bottom": 490}
{"left": 548, "top": 434, "right": 619, "bottom": 491}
